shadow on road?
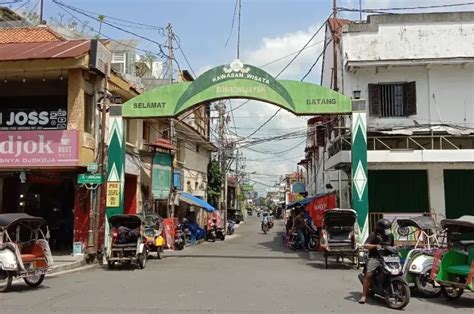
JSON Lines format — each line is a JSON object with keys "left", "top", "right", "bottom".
{"left": 344, "top": 291, "right": 391, "bottom": 309}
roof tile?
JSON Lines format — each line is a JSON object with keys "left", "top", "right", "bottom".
{"left": 0, "top": 26, "right": 65, "bottom": 44}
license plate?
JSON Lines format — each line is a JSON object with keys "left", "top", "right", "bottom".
{"left": 383, "top": 256, "right": 400, "bottom": 263}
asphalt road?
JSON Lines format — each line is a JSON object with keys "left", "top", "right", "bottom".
{"left": 1, "top": 216, "right": 473, "bottom": 313}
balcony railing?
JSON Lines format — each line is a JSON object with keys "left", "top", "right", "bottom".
{"left": 328, "top": 134, "right": 474, "bottom": 158}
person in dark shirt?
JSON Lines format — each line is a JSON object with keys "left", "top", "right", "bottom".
{"left": 359, "top": 219, "right": 394, "bottom": 304}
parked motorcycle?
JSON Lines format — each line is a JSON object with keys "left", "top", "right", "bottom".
{"left": 227, "top": 220, "right": 236, "bottom": 235}
{"left": 216, "top": 225, "right": 226, "bottom": 241}
{"left": 306, "top": 224, "right": 320, "bottom": 251}
{"left": 358, "top": 246, "right": 410, "bottom": 310}
{"left": 174, "top": 223, "right": 185, "bottom": 250}
{"left": 206, "top": 220, "right": 218, "bottom": 242}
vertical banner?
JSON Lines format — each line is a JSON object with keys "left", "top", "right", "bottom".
{"left": 352, "top": 112, "right": 369, "bottom": 243}
{"left": 152, "top": 152, "right": 173, "bottom": 199}
{"left": 106, "top": 110, "right": 125, "bottom": 219}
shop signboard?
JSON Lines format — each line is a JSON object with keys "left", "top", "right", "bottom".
{"left": 291, "top": 182, "right": 306, "bottom": 194}
{"left": 152, "top": 152, "right": 172, "bottom": 200}
{"left": 106, "top": 182, "right": 120, "bottom": 207}
{"left": 0, "top": 96, "right": 67, "bottom": 131}
{"left": 241, "top": 184, "right": 253, "bottom": 192}
{"left": 0, "top": 130, "right": 79, "bottom": 167}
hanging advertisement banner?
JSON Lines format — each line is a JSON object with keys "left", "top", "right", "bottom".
{"left": 152, "top": 152, "right": 173, "bottom": 200}
{"left": 306, "top": 193, "right": 337, "bottom": 229}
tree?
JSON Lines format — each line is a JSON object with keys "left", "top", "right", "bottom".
{"left": 207, "top": 160, "right": 221, "bottom": 208}
{"left": 135, "top": 52, "right": 157, "bottom": 78}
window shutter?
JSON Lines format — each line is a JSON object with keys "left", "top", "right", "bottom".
{"left": 368, "top": 84, "right": 381, "bottom": 116}
{"left": 405, "top": 81, "right": 417, "bottom": 116}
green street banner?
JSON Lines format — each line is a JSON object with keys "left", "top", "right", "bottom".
{"left": 351, "top": 112, "right": 369, "bottom": 243}
{"left": 106, "top": 115, "right": 125, "bottom": 218}
{"left": 122, "top": 59, "right": 352, "bottom": 118}
{"left": 152, "top": 152, "right": 173, "bottom": 200}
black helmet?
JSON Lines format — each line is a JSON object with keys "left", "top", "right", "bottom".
{"left": 376, "top": 219, "right": 392, "bottom": 235}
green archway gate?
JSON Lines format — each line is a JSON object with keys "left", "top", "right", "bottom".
{"left": 107, "top": 60, "right": 369, "bottom": 240}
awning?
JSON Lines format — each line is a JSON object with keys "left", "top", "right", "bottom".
{"left": 177, "top": 192, "right": 215, "bottom": 212}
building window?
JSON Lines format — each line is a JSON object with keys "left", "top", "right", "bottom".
{"left": 369, "top": 82, "right": 416, "bottom": 117}
{"left": 111, "top": 52, "right": 127, "bottom": 74}
{"left": 143, "top": 121, "right": 151, "bottom": 143}
{"left": 84, "top": 93, "right": 94, "bottom": 133}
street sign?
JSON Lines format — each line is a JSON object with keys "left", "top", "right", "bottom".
{"left": 77, "top": 173, "right": 104, "bottom": 185}
{"left": 87, "top": 163, "right": 99, "bottom": 173}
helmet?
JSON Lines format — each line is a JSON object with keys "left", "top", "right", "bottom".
{"left": 376, "top": 219, "right": 392, "bottom": 236}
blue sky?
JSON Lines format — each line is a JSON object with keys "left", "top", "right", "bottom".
{"left": 9, "top": 0, "right": 474, "bottom": 193}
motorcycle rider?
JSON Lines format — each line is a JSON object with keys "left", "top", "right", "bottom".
{"left": 261, "top": 211, "right": 269, "bottom": 230}
{"left": 359, "top": 218, "right": 395, "bottom": 304}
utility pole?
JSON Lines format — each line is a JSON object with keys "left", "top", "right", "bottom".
{"left": 39, "top": 0, "right": 44, "bottom": 24}
{"left": 217, "top": 101, "right": 227, "bottom": 227}
{"left": 167, "top": 23, "right": 176, "bottom": 218}
{"left": 332, "top": 0, "right": 338, "bottom": 91}
{"left": 235, "top": 150, "right": 240, "bottom": 211}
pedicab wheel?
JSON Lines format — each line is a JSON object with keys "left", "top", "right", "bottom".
{"left": 414, "top": 267, "right": 441, "bottom": 298}
{"left": 0, "top": 270, "right": 12, "bottom": 292}
{"left": 24, "top": 274, "right": 45, "bottom": 288}
{"left": 441, "top": 286, "right": 464, "bottom": 300}
{"left": 157, "top": 247, "right": 164, "bottom": 260}
{"left": 138, "top": 250, "right": 147, "bottom": 269}
{"left": 107, "top": 261, "right": 115, "bottom": 269}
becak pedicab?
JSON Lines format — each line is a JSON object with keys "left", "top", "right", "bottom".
{"left": 319, "top": 209, "right": 359, "bottom": 269}
{"left": 433, "top": 215, "right": 474, "bottom": 300}
{"left": 0, "top": 213, "right": 53, "bottom": 292}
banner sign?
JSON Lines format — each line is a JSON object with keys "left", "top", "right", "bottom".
{"left": 122, "top": 59, "right": 352, "bottom": 118}
{"left": 152, "top": 152, "right": 172, "bottom": 200}
{"left": 291, "top": 182, "right": 306, "bottom": 194}
{"left": 0, "top": 96, "right": 67, "bottom": 131}
{"left": 306, "top": 193, "right": 337, "bottom": 228}
{"left": 0, "top": 130, "right": 79, "bottom": 167}
{"left": 106, "top": 182, "right": 120, "bottom": 207}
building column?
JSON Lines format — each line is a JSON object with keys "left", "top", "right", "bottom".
{"left": 427, "top": 166, "right": 446, "bottom": 219}
{"left": 67, "top": 69, "right": 85, "bottom": 131}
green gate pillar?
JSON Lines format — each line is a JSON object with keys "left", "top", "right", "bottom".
{"left": 351, "top": 112, "right": 369, "bottom": 242}
{"left": 106, "top": 105, "right": 126, "bottom": 218}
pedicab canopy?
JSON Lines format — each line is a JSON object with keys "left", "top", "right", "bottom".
{"left": 0, "top": 213, "right": 45, "bottom": 229}
{"left": 396, "top": 216, "right": 440, "bottom": 231}
{"left": 441, "top": 215, "right": 474, "bottom": 232}
{"left": 108, "top": 214, "right": 143, "bottom": 229}
{"left": 177, "top": 192, "right": 215, "bottom": 212}
{"left": 323, "top": 209, "right": 357, "bottom": 227}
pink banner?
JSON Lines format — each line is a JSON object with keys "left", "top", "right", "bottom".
{"left": 0, "top": 130, "right": 79, "bottom": 167}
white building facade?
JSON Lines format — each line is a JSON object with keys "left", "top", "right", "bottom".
{"left": 306, "top": 12, "right": 474, "bottom": 226}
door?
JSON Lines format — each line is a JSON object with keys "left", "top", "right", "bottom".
{"left": 444, "top": 170, "right": 474, "bottom": 219}
{"left": 368, "top": 170, "right": 429, "bottom": 213}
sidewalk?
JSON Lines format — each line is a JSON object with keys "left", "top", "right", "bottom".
{"left": 51, "top": 254, "right": 87, "bottom": 274}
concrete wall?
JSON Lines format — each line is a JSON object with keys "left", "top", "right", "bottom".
{"left": 343, "top": 12, "right": 474, "bottom": 61}
{"left": 343, "top": 65, "right": 474, "bottom": 129}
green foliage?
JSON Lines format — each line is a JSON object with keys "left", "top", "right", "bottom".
{"left": 207, "top": 160, "right": 221, "bottom": 207}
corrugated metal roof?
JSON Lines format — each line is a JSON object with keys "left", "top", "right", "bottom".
{"left": 0, "top": 26, "right": 64, "bottom": 43}
{"left": 0, "top": 40, "right": 91, "bottom": 61}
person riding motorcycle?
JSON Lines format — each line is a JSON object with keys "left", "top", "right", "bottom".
{"left": 261, "top": 211, "right": 269, "bottom": 229}
{"left": 359, "top": 218, "right": 394, "bottom": 304}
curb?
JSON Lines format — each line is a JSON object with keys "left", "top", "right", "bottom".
{"left": 51, "top": 258, "right": 86, "bottom": 274}
{"left": 48, "top": 264, "right": 97, "bottom": 278}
